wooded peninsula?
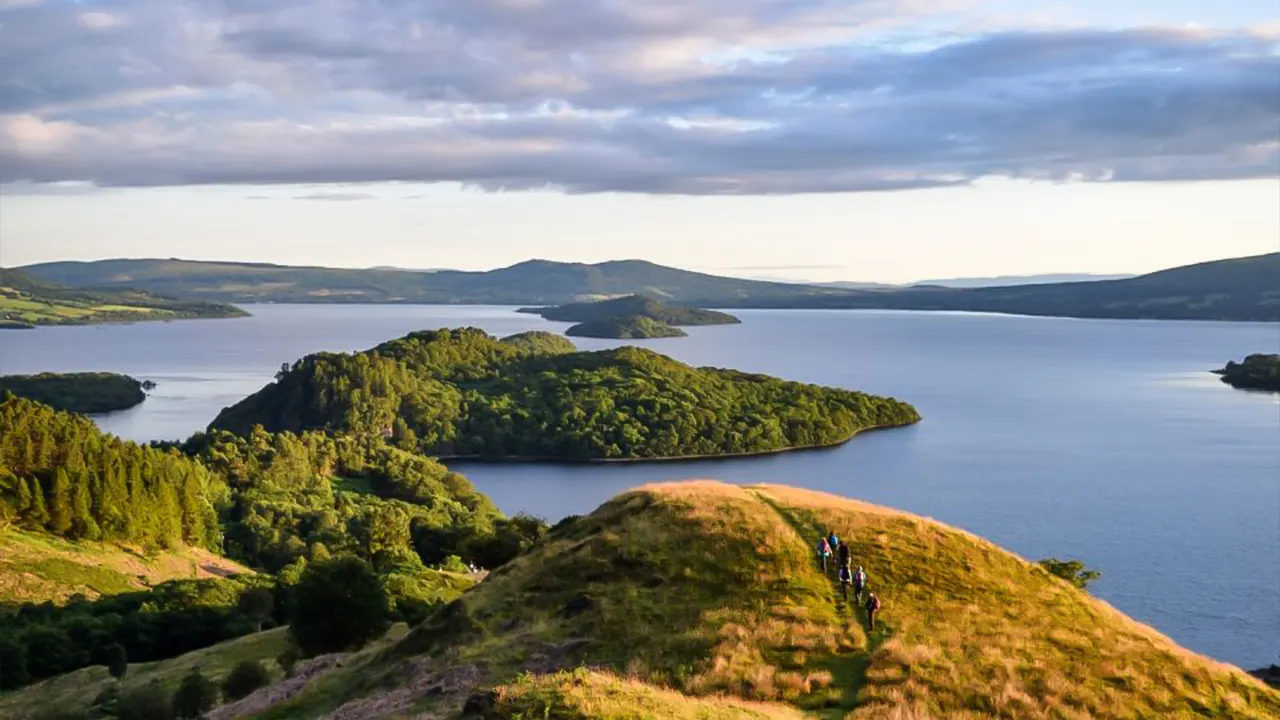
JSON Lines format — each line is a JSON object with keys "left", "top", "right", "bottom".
{"left": 209, "top": 328, "right": 920, "bottom": 460}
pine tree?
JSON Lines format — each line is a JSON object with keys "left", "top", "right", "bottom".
{"left": 14, "top": 474, "right": 32, "bottom": 515}
{"left": 49, "top": 468, "right": 73, "bottom": 535}
{"left": 70, "top": 478, "right": 100, "bottom": 541}
{"left": 26, "top": 477, "right": 49, "bottom": 529}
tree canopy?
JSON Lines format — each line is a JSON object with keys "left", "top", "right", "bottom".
{"left": 210, "top": 328, "right": 920, "bottom": 460}
{"left": 565, "top": 315, "right": 688, "bottom": 339}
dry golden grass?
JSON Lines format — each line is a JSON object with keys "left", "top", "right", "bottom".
{"left": 486, "top": 668, "right": 807, "bottom": 719}
{"left": 207, "top": 479, "right": 1278, "bottom": 719}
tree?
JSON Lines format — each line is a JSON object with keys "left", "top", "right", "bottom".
{"left": 105, "top": 642, "right": 129, "bottom": 680}
{"left": 237, "top": 587, "right": 274, "bottom": 632}
{"left": 289, "top": 556, "right": 390, "bottom": 657}
{"left": 1039, "top": 558, "right": 1101, "bottom": 590}
{"left": 117, "top": 683, "right": 174, "bottom": 720}
{"left": 0, "top": 635, "right": 29, "bottom": 690}
{"left": 49, "top": 468, "right": 73, "bottom": 534}
{"left": 172, "top": 668, "right": 217, "bottom": 719}
{"left": 222, "top": 659, "right": 271, "bottom": 701}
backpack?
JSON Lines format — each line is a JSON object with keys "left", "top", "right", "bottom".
{"left": 854, "top": 570, "right": 866, "bottom": 586}
{"left": 818, "top": 539, "right": 830, "bottom": 554}
{"left": 868, "top": 596, "right": 881, "bottom": 611}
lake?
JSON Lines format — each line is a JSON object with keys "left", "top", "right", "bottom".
{"left": 1, "top": 304, "right": 1276, "bottom": 669}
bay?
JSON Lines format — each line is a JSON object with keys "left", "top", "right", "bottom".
{"left": 0, "top": 304, "right": 1276, "bottom": 668}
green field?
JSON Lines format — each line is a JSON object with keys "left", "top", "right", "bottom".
{"left": 0, "top": 268, "right": 246, "bottom": 328}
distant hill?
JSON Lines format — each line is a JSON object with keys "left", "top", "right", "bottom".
{"left": 520, "top": 294, "right": 741, "bottom": 326}
{"left": 0, "top": 267, "right": 247, "bottom": 328}
{"left": 738, "top": 253, "right": 1280, "bottom": 321}
{"left": 20, "top": 258, "right": 849, "bottom": 306}
{"left": 19, "top": 253, "right": 1278, "bottom": 321}
{"left": 193, "top": 481, "right": 1280, "bottom": 719}
{"left": 908, "top": 272, "right": 1136, "bottom": 288}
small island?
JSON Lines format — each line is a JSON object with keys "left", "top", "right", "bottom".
{"left": 566, "top": 315, "right": 688, "bottom": 339}
{"left": 0, "top": 372, "right": 152, "bottom": 414}
{"left": 518, "top": 294, "right": 739, "bottom": 339}
{"left": 1213, "top": 354, "right": 1280, "bottom": 392}
{"left": 211, "top": 328, "right": 920, "bottom": 461}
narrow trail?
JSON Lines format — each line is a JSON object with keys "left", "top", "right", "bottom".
{"left": 750, "top": 490, "right": 894, "bottom": 719}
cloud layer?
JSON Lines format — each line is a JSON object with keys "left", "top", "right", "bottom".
{"left": 1, "top": 0, "right": 1277, "bottom": 194}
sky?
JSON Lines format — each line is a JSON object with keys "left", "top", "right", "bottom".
{"left": 0, "top": 0, "right": 1277, "bottom": 283}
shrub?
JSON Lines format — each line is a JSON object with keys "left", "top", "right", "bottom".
{"left": 171, "top": 669, "right": 217, "bottom": 719}
{"left": 104, "top": 643, "right": 129, "bottom": 680}
{"left": 289, "top": 556, "right": 390, "bottom": 656}
{"left": 222, "top": 659, "right": 272, "bottom": 701}
{"left": 117, "top": 683, "right": 174, "bottom": 720}
{"left": 1038, "top": 558, "right": 1101, "bottom": 590}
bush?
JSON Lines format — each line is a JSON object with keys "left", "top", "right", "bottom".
{"left": 277, "top": 644, "right": 301, "bottom": 676}
{"left": 438, "top": 554, "right": 469, "bottom": 574}
{"left": 172, "top": 669, "right": 217, "bottom": 719}
{"left": 289, "top": 556, "right": 390, "bottom": 657}
{"left": 105, "top": 643, "right": 129, "bottom": 679}
{"left": 222, "top": 659, "right": 272, "bottom": 701}
{"left": 117, "top": 683, "right": 174, "bottom": 720}
{"left": 1039, "top": 558, "right": 1101, "bottom": 590}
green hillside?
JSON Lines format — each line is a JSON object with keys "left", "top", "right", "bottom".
{"left": 0, "top": 267, "right": 247, "bottom": 328}
{"left": 521, "top": 294, "right": 741, "bottom": 326}
{"left": 191, "top": 481, "right": 1278, "bottom": 719}
{"left": 0, "top": 530, "right": 250, "bottom": 606}
{"left": 565, "top": 315, "right": 688, "bottom": 339}
{"left": 208, "top": 328, "right": 919, "bottom": 460}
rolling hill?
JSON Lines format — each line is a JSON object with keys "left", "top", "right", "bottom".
{"left": 170, "top": 480, "right": 1279, "bottom": 719}
{"left": 0, "top": 267, "right": 247, "bottom": 328}
{"left": 18, "top": 258, "right": 847, "bottom": 306}
{"left": 19, "top": 253, "right": 1279, "bottom": 321}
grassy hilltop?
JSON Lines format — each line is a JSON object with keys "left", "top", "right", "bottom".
{"left": 203, "top": 481, "right": 1278, "bottom": 719}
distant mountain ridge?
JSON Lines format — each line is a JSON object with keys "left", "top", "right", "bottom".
{"left": 19, "top": 252, "right": 1280, "bottom": 321}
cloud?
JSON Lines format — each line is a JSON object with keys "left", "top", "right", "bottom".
{"left": 293, "top": 191, "right": 378, "bottom": 201}
{"left": 0, "top": 1, "right": 1276, "bottom": 194}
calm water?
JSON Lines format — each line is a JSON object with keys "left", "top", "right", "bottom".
{"left": 1, "top": 305, "right": 1277, "bottom": 668}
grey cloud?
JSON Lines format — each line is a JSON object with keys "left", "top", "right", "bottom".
{"left": 293, "top": 191, "right": 378, "bottom": 201}
{"left": 0, "top": 0, "right": 1276, "bottom": 194}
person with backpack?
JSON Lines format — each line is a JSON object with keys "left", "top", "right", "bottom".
{"left": 836, "top": 539, "right": 851, "bottom": 569}
{"left": 827, "top": 531, "right": 839, "bottom": 554}
{"left": 865, "top": 592, "right": 882, "bottom": 631}
{"left": 817, "top": 537, "right": 831, "bottom": 573}
{"left": 853, "top": 566, "right": 867, "bottom": 603}
{"left": 838, "top": 564, "right": 853, "bottom": 601}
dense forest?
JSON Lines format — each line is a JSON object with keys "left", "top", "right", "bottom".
{"left": 210, "top": 328, "right": 920, "bottom": 460}
{"left": 0, "top": 397, "right": 548, "bottom": 690}
{"left": 0, "top": 397, "right": 222, "bottom": 549}
{"left": 1214, "top": 354, "right": 1280, "bottom": 391}
{"left": 0, "top": 373, "right": 150, "bottom": 414}
{"left": 565, "top": 315, "right": 688, "bottom": 339}
{"left": 521, "top": 294, "right": 740, "bottom": 326}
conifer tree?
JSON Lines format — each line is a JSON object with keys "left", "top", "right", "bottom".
{"left": 49, "top": 468, "right": 73, "bottom": 534}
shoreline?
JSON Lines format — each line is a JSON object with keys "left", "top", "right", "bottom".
{"left": 435, "top": 420, "right": 917, "bottom": 466}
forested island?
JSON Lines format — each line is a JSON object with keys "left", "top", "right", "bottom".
{"left": 565, "top": 315, "right": 688, "bottom": 339}
{"left": 210, "top": 328, "right": 919, "bottom": 460}
{"left": 0, "top": 372, "right": 153, "bottom": 414}
{"left": 521, "top": 294, "right": 740, "bottom": 326}
{"left": 1213, "top": 354, "right": 1280, "bottom": 392}
{"left": 0, "top": 268, "right": 246, "bottom": 328}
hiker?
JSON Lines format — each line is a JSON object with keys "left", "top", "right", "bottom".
{"left": 837, "top": 539, "right": 851, "bottom": 569}
{"left": 865, "top": 592, "right": 882, "bottom": 631}
{"left": 838, "top": 564, "right": 853, "bottom": 601}
{"left": 853, "top": 565, "right": 867, "bottom": 603}
{"left": 817, "top": 537, "right": 832, "bottom": 573}
{"left": 827, "top": 530, "right": 839, "bottom": 553}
